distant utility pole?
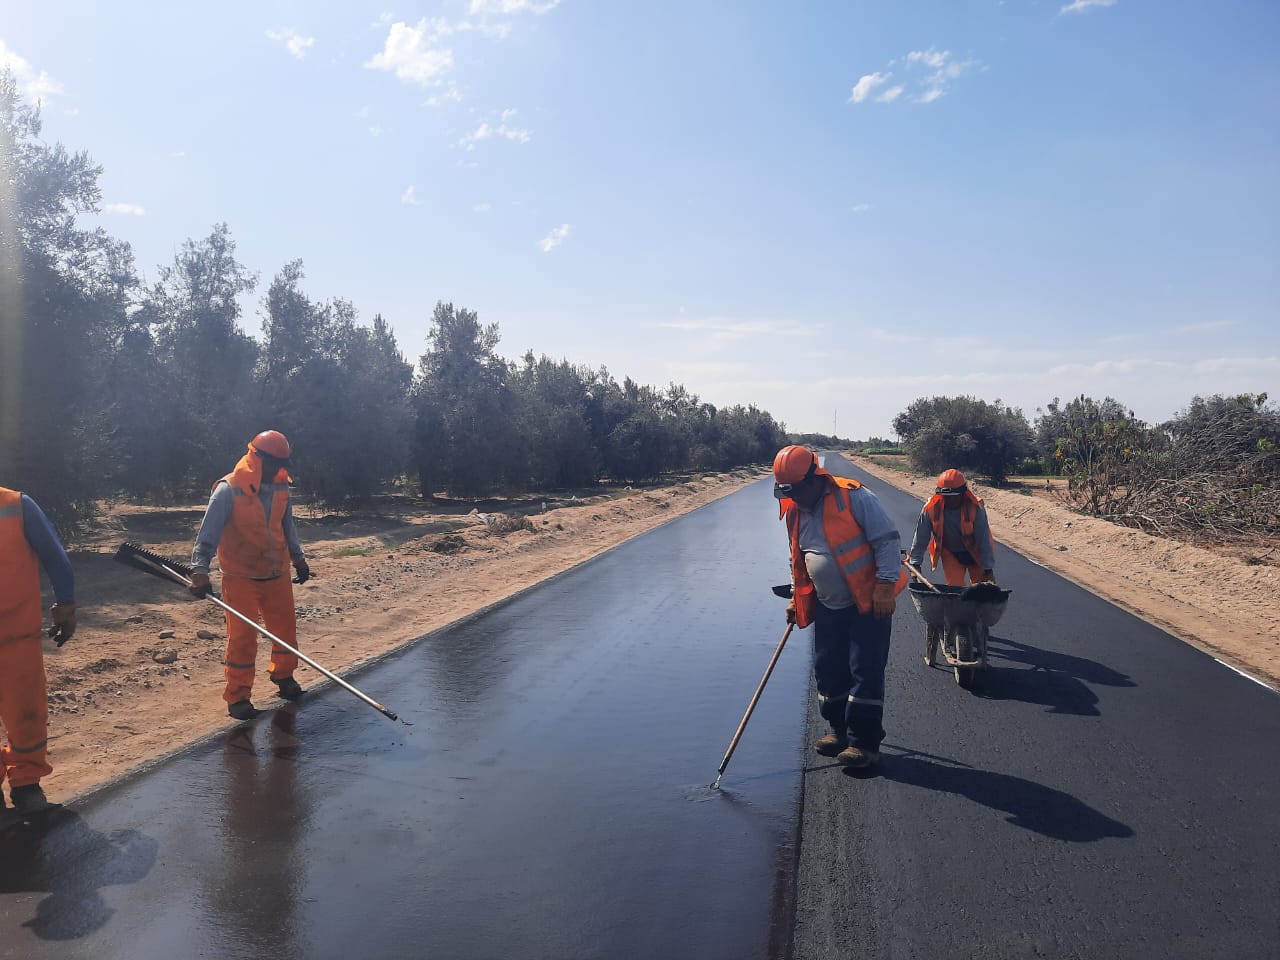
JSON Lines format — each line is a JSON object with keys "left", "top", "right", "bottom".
{"left": 833, "top": 409, "right": 837, "bottom": 438}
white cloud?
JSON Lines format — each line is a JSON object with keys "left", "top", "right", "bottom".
{"left": 538, "top": 223, "right": 570, "bottom": 252}
{"left": 401, "top": 185, "right": 422, "bottom": 206}
{"left": 849, "top": 72, "right": 889, "bottom": 104}
{"left": 369, "top": 125, "right": 383, "bottom": 137}
{"left": 1047, "top": 358, "right": 1177, "bottom": 377}
{"left": 1176, "top": 320, "right": 1235, "bottom": 334}
{"left": 1060, "top": 0, "right": 1118, "bottom": 13}
{"left": 456, "top": 20, "right": 515, "bottom": 40}
{"left": 460, "top": 110, "right": 532, "bottom": 149}
{"left": 365, "top": 19, "right": 454, "bottom": 85}
{"left": 0, "top": 39, "right": 63, "bottom": 102}
{"left": 423, "top": 83, "right": 462, "bottom": 107}
{"left": 103, "top": 202, "right": 146, "bottom": 216}
{"left": 906, "top": 50, "right": 949, "bottom": 70}
{"left": 473, "top": 202, "right": 492, "bottom": 213}
{"left": 469, "top": 0, "right": 560, "bottom": 14}
{"left": 266, "top": 28, "right": 316, "bottom": 60}
{"left": 850, "top": 203, "right": 872, "bottom": 213}
{"left": 851, "top": 51, "right": 977, "bottom": 106}
{"left": 1190, "top": 355, "right": 1280, "bottom": 376}
{"left": 904, "top": 49, "right": 977, "bottom": 103}
{"left": 654, "top": 316, "right": 812, "bottom": 340}
{"left": 169, "top": 149, "right": 186, "bottom": 158}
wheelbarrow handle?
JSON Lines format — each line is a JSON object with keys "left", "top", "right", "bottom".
{"left": 902, "top": 558, "right": 942, "bottom": 593}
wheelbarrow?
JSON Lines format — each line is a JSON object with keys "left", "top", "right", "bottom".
{"left": 906, "top": 575, "right": 1012, "bottom": 688}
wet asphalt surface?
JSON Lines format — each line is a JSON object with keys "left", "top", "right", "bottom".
{"left": 0, "top": 483, "right": 812, "bottom": 960}
{"left": 3, "top": 458, "right": 1278, "bottom": 959}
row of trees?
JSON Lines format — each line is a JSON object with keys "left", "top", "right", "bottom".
{"left": 892, "top": 393, "right": 1280, "bottom": 540}
{"left": 1, "top": 76, "right": 787, "bottom": 533}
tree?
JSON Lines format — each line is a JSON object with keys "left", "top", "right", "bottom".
{"left": 509, "top": 353, "right": 600, "bottom": 489}
{"left": 892, "top": 396, "right": 1033, "bottom": 483}
{"left": 412, "top": 303, "right": 517, "bottom": 498}
{"left": 1033, "top": 395, "right": 1132, "bottom": 470}
{"left": 140, "top": 224, "right": 259, "bottom": 493}
{"left": 1, "top": 72, "right": 136, "bottom": 531}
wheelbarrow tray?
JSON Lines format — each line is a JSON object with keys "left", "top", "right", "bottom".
{"left": 908, "top": 582, "right": 1012, "bottom": 629}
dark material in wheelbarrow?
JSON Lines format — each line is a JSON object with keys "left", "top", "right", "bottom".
{"left": 907, "top": 582, "right": 1012, "bottom": 630}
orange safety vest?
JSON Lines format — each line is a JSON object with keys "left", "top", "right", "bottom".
{"left": 0, "top": 487, "right": 42, "bottom": 640}
{"left": 923, "top": 490, "right": 991, "bottom": 571}
{"left": 781, "top": 475, "right": 908, "bottom": 627}
{"left": 215, "top": 454, "right": 292, "bottom": 580}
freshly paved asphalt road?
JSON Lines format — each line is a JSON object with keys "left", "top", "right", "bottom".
{"left": 2, "top": 460, "right": 1277, "bottom": 959}
{"left": 791, "top": 454, "right": 1280, "bottom": 960}
{"left": 0, "top": 482, "right": 813, "bottom": 960}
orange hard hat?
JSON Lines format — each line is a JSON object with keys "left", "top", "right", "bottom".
{"left": 773, "top": 445, "right": 818, "bottom": 485}
{"left": 936, "top": 468, "right": 967, "bottom": 495}
{"left": 250, "top": 430, "right": 291, "bottom": 460}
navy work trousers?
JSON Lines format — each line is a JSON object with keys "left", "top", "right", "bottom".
{"left": 812, "top": 601, "right": 892, "bottom": 751}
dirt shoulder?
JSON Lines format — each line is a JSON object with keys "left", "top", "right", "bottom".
{"left": 851, "top": 455, "right": 1280, "bottom": 691}
{"left": 43, "top": 470, "right": 767, "bottom": 803}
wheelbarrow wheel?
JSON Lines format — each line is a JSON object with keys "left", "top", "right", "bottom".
{"left": 953, "top": 626, "right": 977, "bottom": 688}
{"left": 924, "top": 625, "right": 940, "bottom": 666}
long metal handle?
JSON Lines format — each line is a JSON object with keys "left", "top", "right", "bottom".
{"left": 204, "top": 593, "right": 399, "bottom": 722}
{"left": 712, "top": 622, "right": 793, "bottom": 789}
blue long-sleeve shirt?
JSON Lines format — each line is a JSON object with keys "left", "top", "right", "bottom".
{"left": 191, "top": 481, "right": 305, "bottom": 575}
{"left": 22, "top": 495, "right": 75, "bottom": 603}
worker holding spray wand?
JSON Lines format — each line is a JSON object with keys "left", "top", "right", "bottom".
{"left": 189, "top": 430, "right": 311, "bottom": 721}
{"left": 773, "top": 446, "right": 906, "bottom": 771}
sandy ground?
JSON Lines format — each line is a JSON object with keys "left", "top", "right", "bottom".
{"left": 30, "top": 456, "right": 1279, "bottom": 805}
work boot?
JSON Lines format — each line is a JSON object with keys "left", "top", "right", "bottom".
{"left": 836, "top": 745, "right": 880, "bottom": 770}
{"left": 227, "top": 700, "right": 260, "bottom": 721}
{"left": 274, "top": 676, "right": 304, "bottom": 701}
{"left": 814, "top": 730, "right": 848, "bottom": 756}
{"left": 10, "top": 783, "right": 50, "bottom": 815}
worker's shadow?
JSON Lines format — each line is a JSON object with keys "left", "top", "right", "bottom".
{"left": 873, "top": 747, "right": 1134, "bottom": 843}
{"left": 975, "top": 635, "right": 1136, "bottom": 716}
{"left": 0, "top": 806, "right": 158, "bottom": 940}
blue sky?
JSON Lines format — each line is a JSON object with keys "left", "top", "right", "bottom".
{"left": 3, "top": 0, "right": 1277, "bottom": 438}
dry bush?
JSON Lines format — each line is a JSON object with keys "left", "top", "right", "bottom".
{"left": 486, "top": 513, "right": 535, "bottom": 536}
{"left": 1055, "top": 395, "right": 1279, "bottom": 542}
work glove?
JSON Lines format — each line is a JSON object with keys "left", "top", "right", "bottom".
{"left": 980, "top": 569, "right": 996, "bottom": 584}
{"left": 785, "top": 600, "right": 797, "bottom": 625}
{"left": 871, "top": 582, "right": 897, "bottom": 620}
{"left": 48, "top": 602, "right": 76, "bottom": 646}
{"left": 189, "top": 572, "right": 212, "bottom": 598}
{"left": 292, "top": 558, "right": 311, "bottom": 584}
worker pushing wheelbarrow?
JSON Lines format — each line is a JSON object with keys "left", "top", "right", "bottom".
{"left": 904, "top": 563, "right": 1011, "bottom": 688}
{"left": 902, "top": 467, "right": 1011, "bottom": 687}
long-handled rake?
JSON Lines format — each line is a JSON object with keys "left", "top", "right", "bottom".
{"left": 711, "top": 583, "right": 798, "bottom": 790}
{"left": 114, "top": 542, "right": 402, "bottom": 723}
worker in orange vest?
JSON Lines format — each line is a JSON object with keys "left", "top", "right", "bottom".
{"left": 774, "top": 445, "right": 907, "bottom": 771}
{"left": 0, "top": 487, "right": 76, "bottom": 814}
{"left": 189, "top": 431, "right": 311, "bottom": 720}
{"left": 907, "top": 468, "right": 996, "bottom": 587}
